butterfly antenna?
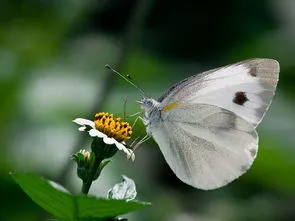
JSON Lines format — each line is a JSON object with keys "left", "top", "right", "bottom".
{"left": 105, "top": 64, "right": 146, "bottom": 96}
{"left": 123, "top": 99, "right": 128, "bottom": 120}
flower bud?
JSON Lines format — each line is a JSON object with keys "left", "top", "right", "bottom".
{"left": 72, "top": 150, "right": 95, "bottom": 181}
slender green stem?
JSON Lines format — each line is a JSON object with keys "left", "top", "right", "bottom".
{"left": 81, "top": 157, "right": 102, "bottom": 194}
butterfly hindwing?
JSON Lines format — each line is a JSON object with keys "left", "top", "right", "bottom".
{"left": 150, "top": 104, "right": 258, "bottom": 190}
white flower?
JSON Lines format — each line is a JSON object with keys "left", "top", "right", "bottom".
{"left": 73, "top": 115, "right": 135, "bottom": 161}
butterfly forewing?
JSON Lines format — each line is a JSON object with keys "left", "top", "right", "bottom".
{"left": 158, "top": 59, "right": 279, "bottom": 127}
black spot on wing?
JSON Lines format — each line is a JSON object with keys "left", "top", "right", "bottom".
{"left": 233, "top": 92, "right": 249, "bottom": 106}
{"left": 249, "top": 148, "right": 257, "bottom": 158}
{"left": 240, "top": 164, "right": 250, "bottom": 172}
{"left": 249, "top": 67, "right": 257, "bottom": 77}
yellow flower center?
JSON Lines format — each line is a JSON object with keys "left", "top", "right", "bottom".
{"left": 94, "top": 112, "right": 132, "bottom": 142}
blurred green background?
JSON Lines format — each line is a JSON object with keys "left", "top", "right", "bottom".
{"left": 1, "top": 0, "right": 295, "bottom": 220}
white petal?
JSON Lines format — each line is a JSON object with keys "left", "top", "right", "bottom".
{"left": 114, "top": 141, "right": 124, "bottom": 150}
{"left": 73, "top": 118, "right": 95, "bottom": 128}
{"left": 128, "top": 150, "right": 135, "bottom": 161}
{"left": 78, "top": 126, "right": 86, "bottom": 131}
{"left": 115, "top": 142, "right": 135, "bottom": 160}
{"left": 130, "top": 150, "right": 135, "bottom": 161}
{"left": 103, "top": 137, "right": 116, "bottom": 145}
{"left": 89, "top": 129, "right": 106, "bottom": 138}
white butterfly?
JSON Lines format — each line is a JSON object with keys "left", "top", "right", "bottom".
{"left": 140, "top": 58, "right": 279, "bottom": 190}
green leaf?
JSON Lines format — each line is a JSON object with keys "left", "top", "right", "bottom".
{"left": 10, "top": 172, "right": 151, "bottom": 220}
{"left": 10, "top": 172, "right": 75, "bottom": 221}
{"left": 76, "top": 196, "right": 150, "bottom": 218}
{"left": 107, "top": 175, "right": 137, "bottom": 201}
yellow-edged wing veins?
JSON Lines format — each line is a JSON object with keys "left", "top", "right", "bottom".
{"left": 162, "top": 103, "right": 180, "bottom": 112}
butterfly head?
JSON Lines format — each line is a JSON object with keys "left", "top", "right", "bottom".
{"left": 139, "top": 97, "right": 159, "bottom": 110}
{"left": 139, "top": 97, "right": 160, "bottom": 123}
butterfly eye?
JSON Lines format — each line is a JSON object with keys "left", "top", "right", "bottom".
{"left": 140, "top": 98, "right": 158, "bottom": 110}
{"left": 140, "top": 98, "right": 147, "bottom": 105}
{"left": 144, "top": 99, "right": 153, "bottom": 107}
{"left": 145, "top": 100, "right": 153, "bottom": 106}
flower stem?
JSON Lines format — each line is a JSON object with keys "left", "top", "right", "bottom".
{"left": 81, "top": 156, "right": 102, "bottom": 194}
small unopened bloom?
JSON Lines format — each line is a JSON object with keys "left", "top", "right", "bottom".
{"left": 72, "top": 149, "right": 95, "bottom": 181}
{"left": 72, "top": 149, "right": 92, "bottom": 166}
{"left": 73, "top": 112, "right": 135, "bottom": 161}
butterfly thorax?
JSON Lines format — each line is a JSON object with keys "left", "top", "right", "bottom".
{"left": 140, "top": 97, "right": 161, "bottom": 127}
